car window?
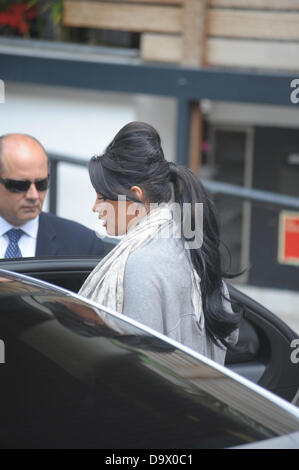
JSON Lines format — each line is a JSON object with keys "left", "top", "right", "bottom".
{"left": 0, "top": 273, "right": 298, "bottom": 449}
{"left": 226, "top": 317, "right": 260, "bottom": 364}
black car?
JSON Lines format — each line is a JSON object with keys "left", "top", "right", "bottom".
{"left": 0, "top": 257, "right": 298, "bottom": 449}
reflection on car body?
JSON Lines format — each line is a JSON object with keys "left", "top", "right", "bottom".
{"left": 0, "top": 338, "right": 4, "bottom": 364}
{"left": 0, "top": 269, "right": 299, "bottom": 449}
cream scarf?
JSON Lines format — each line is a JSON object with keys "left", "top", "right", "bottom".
{"left": 79, "top": 202, "right": 203, "bottom": 331}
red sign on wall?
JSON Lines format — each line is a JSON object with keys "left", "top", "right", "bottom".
{"left": 279, "top": 212, "right": 299, "bottom": 266}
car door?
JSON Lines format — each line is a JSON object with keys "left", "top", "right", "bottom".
{"left": 0, "top": 269, "right": 298, "bottom": 449}
{"left": 225, "top": 285, "right": 299, "bottom": 402}
{"left": 0, "top": 255, "right": 298, "bottom": 403}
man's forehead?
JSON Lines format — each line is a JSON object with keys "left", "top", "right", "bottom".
{"left": 2, "top": 134, "right": 44, "bottom": 153}
{"left": 1, "top": 141, "right": 48, "bottom": 180}
{"left": 2, "top": 136, "right": 47, "bottom": 163}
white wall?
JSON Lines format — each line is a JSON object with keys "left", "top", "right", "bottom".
{"left": 0, "top": 82, "right": 176, "bottom": 230}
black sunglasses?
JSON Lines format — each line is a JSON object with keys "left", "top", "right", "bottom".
{"left": 0, "top": 176, "right": 50, "bottom": 194}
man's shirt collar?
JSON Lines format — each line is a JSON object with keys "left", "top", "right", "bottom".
{"left": 0, "top": 215, "right": 39, "bottom": 239}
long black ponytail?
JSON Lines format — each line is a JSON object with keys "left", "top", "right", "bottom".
{"left": 169, "top": 164, "right": 242, "bottom": 346}
{"left": 89, "top": 121, "right": 241, "bottom": 347}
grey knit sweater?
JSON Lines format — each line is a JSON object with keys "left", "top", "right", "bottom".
{"left": 122, "top": 228, "right": 238, "bottom": 365}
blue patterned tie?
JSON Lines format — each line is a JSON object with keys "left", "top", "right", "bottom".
{"left": 4, "top": 229, "right": 23, "bottom": 259}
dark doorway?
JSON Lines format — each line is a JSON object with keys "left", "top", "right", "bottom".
{"left": 249, "top": 127, "right": 299, "bottom": 291}
{"left": 208, "top": 126, "right": 253, "bottom": 277}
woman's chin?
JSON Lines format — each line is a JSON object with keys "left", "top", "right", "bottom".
{"left": 106, "top": 225, "right": 128, "bottom": 240}
{"left": 106, "top": 226, "right": 118, "bottom": 237}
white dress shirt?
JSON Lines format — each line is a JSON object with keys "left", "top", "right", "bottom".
{"left": 0, "top": 215, "right": 39, "bottom": 258}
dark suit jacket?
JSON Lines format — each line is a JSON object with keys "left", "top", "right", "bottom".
{"left": 35, "top": 212, "right": 105, "bottom": 257}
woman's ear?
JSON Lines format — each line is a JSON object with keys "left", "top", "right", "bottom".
{"left": 129, "top": 185, "right": 144, "bottom": 202}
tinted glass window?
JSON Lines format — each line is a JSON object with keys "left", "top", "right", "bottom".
{"left": 0, "top": 274, "right": 298, "bottom": 449}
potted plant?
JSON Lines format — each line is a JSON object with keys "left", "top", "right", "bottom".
{"left": 0, "top": 0, "right": 37, "bottom": 37}
{"left": 0, "top": 0, "right": 63, "bottom": 39}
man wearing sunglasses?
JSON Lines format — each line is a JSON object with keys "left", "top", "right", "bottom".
{"left": 0, "top": 134, "right": 104, "bottom": 259}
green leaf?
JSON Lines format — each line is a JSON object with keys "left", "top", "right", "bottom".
{"left": 41, "top": 1, "right": 52, "bottom": 14}
{"left": 26, "top": 0, "right": 39, "bottom": 8}
{"left": 50, "top": 1, "right": 63, "bottom": 25}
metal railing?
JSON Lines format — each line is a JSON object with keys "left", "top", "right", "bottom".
{"left": 48, "top": 152, "right": 299, "bottom": 214}
{"left": 203, "top": 181, "right": 299, "bottom": 211}
{"left": 48, "top": 153, "right": 87, "bottom": 215}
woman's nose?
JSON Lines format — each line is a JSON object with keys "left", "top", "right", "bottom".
{"left": 93, "top": 202, "right": 104, "bottom": 216}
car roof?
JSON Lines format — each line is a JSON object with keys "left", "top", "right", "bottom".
{"left": 0, "top": 267, "right": 299, "bottom": 439}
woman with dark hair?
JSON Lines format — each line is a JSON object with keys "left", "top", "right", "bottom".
{"left": 79, "top": 121, "right": 241, "bottom": 364}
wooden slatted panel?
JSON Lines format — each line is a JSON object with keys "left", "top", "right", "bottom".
{"left": 209, "top": 0, "right": 299, "bottom": 9}
{"left": 79, "top": 0, "right": 183, "bottom": 4}
{"left": 141, "top": 33, "right": 182, "bottom": 62}
{"left": 141, "top": 34, "right": 299, "bottom": 72}
{"left": 208, "top": 10, "right": 299, "bottom": 40}
{"left": 207, "top": 38, "right": 299, "bottom": 71}
{"left": 182, "top": 0, "right": 208, "bottom": 66}
{"left": 63, "top": 1, "right": 183, "bottom": 34}
{"left": 63, "top": 0, "right": 299, "bottom": 71}
{"left": 79, "top": 0, "right": 298, "bottom": 8}
{"left": 104, "top": 0, "right": 183, "bottom": 4}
